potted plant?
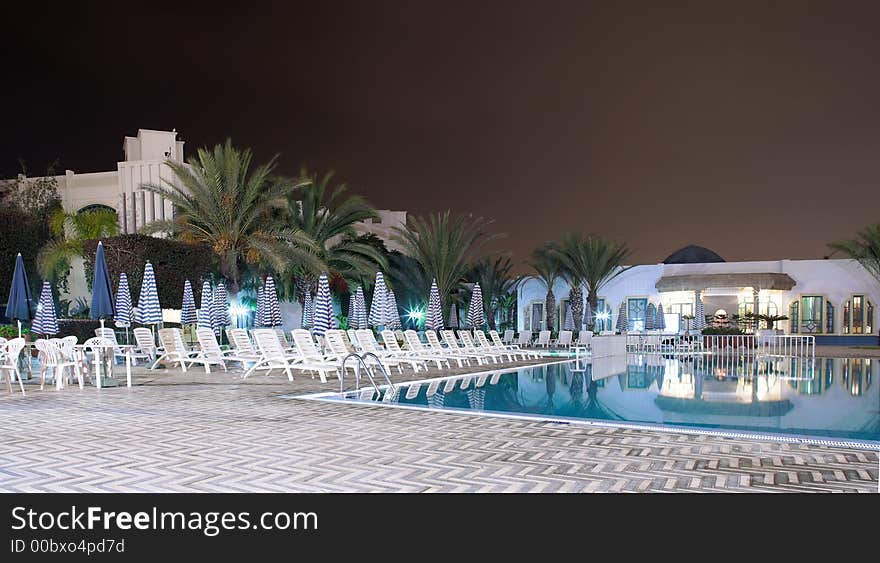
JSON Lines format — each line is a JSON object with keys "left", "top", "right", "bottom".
{"left": 681, "top": 314, "right": 694, "bottom": 332}
{"left": 757, "top": 314, "right": 789, "bottom": 335}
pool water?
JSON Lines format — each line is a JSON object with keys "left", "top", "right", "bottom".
{"left": 318, "top": 355, "right": 879, "bottom": 446}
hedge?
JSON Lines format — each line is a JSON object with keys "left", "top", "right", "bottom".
{"left": 82, "top": 235, "right": 218, "bottom": 308}
{"left": 0, "top": 208, "right": 53, "bottom": 309}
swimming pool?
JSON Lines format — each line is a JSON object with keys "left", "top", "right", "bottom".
{"left": 303, "top": 354, "right": 880, "bottom": 449}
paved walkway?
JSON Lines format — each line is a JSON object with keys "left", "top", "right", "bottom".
{"left": 0, "top": 361, "right": 876, "bottom": 493}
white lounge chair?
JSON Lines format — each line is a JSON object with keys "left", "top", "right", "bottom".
{"left": 245, "top": 329, "right": 300, "bottom": 381}
{"left": 194, "top": 328, "right": 237, "bottom": 371}
{"left": 404, "top": 330, "right": 467, "bottom": 367}
{"left": 516, "top": 330, "right": 533, "bottom": 347}
{"left": 474, "top": 331, "right": 516, "bottom": 361}
{"left": 152, "top": 328, "right": 215, "bottom": 372}
{"left": 502, "top": 329, "right": 515, "bottom": 344}
{"left": 380, "top": 329, "right": 442, "bottom": 369}
{"left": 289, "top": 329, "right": 342, "bottom": 383}
{"left": 425, "top": 330, "right": 475, "bottom": 366}
{"left": 132, "top": 328, "right": 157, "bottom": 362}
{"left": 346, "top": 329, "right": 361, "bottom": 352}
{"left": 489, "top": 330, "right": 538, "bottom": 359}
{"left": 351, "top": 329, "right": 424, "bottom": 372}
{"left": 535, "top": 330, "right": 552, "bottom": 348}
{"left": 0, "top": 337, "right": 27, "bottom": 395}
{"left": 458, "top": 331, "right": 502, "bottom": 363}
{"left": 228, "top": 329, "right": 262, "bottom": 361}
{"left": 576, "top": 330, "right": 593, "bottom": 349}
{"left": 440, "top": 330, "right": 490, "bottom": 364}
{"left": 326, "top": 329, "right": 400, "bottom": 374}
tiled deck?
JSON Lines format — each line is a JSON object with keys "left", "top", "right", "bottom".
{"left": 0, "top": 360, "right": 877, "bottom": 493}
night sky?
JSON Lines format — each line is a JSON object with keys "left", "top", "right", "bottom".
{"left": 4, "top": 1, "right": 880, "bottom": 268}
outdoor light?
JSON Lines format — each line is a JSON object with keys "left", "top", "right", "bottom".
{"left": 597, "top": 311, "right": 610, "bottom": 321}
{"left": 407, "top": 309, "right": 424, "bottom": 321}
{"left": 229, "top": 303, "right": 249, "bottom": 317}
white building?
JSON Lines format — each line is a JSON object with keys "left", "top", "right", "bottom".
{"left": 517, "top": 245, "right": 878, "bottom": 345}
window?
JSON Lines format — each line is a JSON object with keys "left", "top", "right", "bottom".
{"left": 789, "top": 301, "right": 799, "bottom": 334}
{"left": 799, "top": 296, "right": 823, "bottom": 334}
{"left": 843, "top": 295, "right": 874, "bottom": 334}
{"left": 627, "top": 298, "right": 647, "bottom": 332}
{"left": 559, "top": 300, "right": 571, "bottom": 331}
{"left": 525, "top": 301, "right": 544, "bottom": 331}
{"left": 593, "top": 299, "right": 613, "bottom": 332}
{"left": 77, "top": 203, "right": 116, "bottom": 215}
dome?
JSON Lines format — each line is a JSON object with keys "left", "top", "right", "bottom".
{"left": 663, "top": 245, "right": 725, "bottom": 264}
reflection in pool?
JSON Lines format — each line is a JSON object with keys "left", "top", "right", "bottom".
{"left": 328, "top": 355, "right": 879, "bottom": 445}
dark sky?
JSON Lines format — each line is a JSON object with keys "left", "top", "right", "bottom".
{"left": 4, "top": 1, "right": 880, "bottom": 269}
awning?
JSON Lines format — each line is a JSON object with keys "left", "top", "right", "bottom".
{"left": 655, "top": 273, "right": 796, "bottom": 292}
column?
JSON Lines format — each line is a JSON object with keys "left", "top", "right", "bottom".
{"left": 753, "top": 287, "right": 760, "bottom": 333}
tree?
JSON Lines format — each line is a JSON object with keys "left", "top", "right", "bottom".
{"left": 528, "top": 246, "right": 563, "bottom": 331}
{"left": 469, "top": 256, "right": 518, "bottom": 330}
{"left": 37, "top": 208, "right": 121, "bottom": 288}
{"left": 141, "top": 140, "right": 318, "bottom": 293}
{"left": 830, "top": 223, "right": 880, "bottom": 285}
{"left": 284, "top": 170, "right": 386, "bottom": 295}
{"left": 391, "top": 211, "right": 502, "bottom": 317}
{"left": 549, "top": 234, "right": 631, "bottom": 331}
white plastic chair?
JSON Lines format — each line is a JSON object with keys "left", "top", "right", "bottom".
{"left": 502, "top": 329, "right": 515, "bottom": 344}
{"left": 0, "top": 337, "right": 27, "bottom": 395}
{"left": 194, "top": 328, "right": 231, "bottom": 372}
{"left": 536, "top": 330, "right": 551, "bottom": 348}
{"left": 132, "top": 328, "right": 157, "bottom": 363}
{"left": 403, "top": 330, "right": 465, "bottom": 367}
{"left": 288, "top": 329, "right": 341, "bottom": 383}
{"left": 516, "top": 330, "right": 533, "bottom": 347}
{"left": 36, "top": 338, "right": 83, "bottom": 390}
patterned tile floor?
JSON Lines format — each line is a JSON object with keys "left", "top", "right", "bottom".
{"left": 0, "top": 361, "right": 877, "bottom": 493}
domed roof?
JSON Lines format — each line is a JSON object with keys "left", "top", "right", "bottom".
{"left": 663, "top": 245, "right": 725, "bottom": 264}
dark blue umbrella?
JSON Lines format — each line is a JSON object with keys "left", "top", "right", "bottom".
{"left": 90, "top": 242, "right": 115, "bottom": 330}
{"left": 5, "top": 253, "right": 34, "bottom": 337}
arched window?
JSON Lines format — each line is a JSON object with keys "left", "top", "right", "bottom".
{"left": 77, "top": 203, "right": 116, "bottom": 215}
{"left": 843, "top": 295, "right": 874, "bottom": 334}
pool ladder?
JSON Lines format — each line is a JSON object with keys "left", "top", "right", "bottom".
{"left": 339, "top": 353, "right": 397, "bottom": 397}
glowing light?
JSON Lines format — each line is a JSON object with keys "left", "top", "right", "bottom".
{"left": 407, "top": 309, "right": 424, "bottom": 321}
{"left": 597, "top": 311, "right": 610, "bottom": 321}
{"left": 229, "top": 303, "right": 249, "bottom": 317}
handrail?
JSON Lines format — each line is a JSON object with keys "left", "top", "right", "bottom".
{"left": 338, "top": 352, "right": 397, "bottom": 396}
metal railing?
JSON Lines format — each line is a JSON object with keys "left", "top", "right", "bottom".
{"left": 339, "top": 352, "right": 397, "bottom": 396}
{"left": 625, "top": 333, "right": 815, "bottom": 358}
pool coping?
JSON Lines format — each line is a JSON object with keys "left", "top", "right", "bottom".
{"left": 291, "top": 359, "right": 880, "bottom": 452}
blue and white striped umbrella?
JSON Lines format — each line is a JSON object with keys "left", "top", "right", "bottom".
{"left": 368, "top": 272, "right": 388, "bottom": 327}
{"left": 348, "top": 292, "right": 358, "bottom": 329}
{"left": 646, "top": 302, "right": 657, "bottom": 331}
{"left": 583, "top": 301, "right": 593, "bottom": 330}
{"left": 426, "top": 279, "right": 443, "bottom": 331}
{"left": 656, "top": 303, "right": 667, "bottom": 331}
{"left": 694, "top": 292, "right": 706, "bottom": 331}
{"left": 448, "top": 303, "right": 459, "bottom": 329}
{"left": 385, "top": 289, "right": 401, "bottom": 330}
{"left": 301, "top": 290, "right": 313, "bottom": 329}
{"left": 32, "top": 281, "right": 59, "bottom": 335}
{"left": 180, "top": 279, "right": 197, "bottom": 326}
{"left": 134, "top": 261, "right": 162, "bottom": 325}
{"left": 254, "top": 286, "right": 265, "bottom": 327}
{"left": 114, "top": 273, "right": 133, "bottom": 327}
{"left": 616, "top": 302, "right": 628, "bottom": 332}
{"left": 355, "top": 286, "right": 367, "bottom": 329}
{"left": 198, "top": 280, "right": 214, "bottom": 329}
{"left": 467, "top": 282, "right": 484, "bottom": 329}
{"left": 312, "top": 273, "right": 334, "bottom": 336}
{"left": 563, "top": 305, "right": 574, "bottom": 331}
{"left": 213, "top": 281, "right": 230, "bottom": 331}
{"left": 263, "top": 275, "right": 282, "bottom": 328}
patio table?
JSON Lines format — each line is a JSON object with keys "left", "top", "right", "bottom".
{"left": 73, "top": 343, "right": 134, "bottom": 389}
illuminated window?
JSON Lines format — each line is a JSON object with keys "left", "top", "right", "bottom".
{"left": 789, "top": 301, "right": 799, "bottom": 334}
{"left": 825, "top": 301, "right": 834, "bottom": 334}
{"left": 843, "top": 295, "right": 874, "bottom": 334}
{"left": 627, "top": 298, "right": 647, "bottom": 332}
{"left": 843, "top": 299, "right": 851, "bottom": 334}
{"left": 799, "top": 296, "right": 823, "bottom": 334}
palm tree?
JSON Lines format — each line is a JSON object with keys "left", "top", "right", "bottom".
{"left": 529, "top": 246, "right": 563, "bottom": 331}
{"left": 141, "top": 140, "right": 318, "bottom": 293}
{"left": 549, "top": 234, "right": 631, "bottom": 331}
{"left": 284, "top": 169, "right": 386, "bottom": 296}
{"left": 392, "top": 211, "right": 502, "bottom": 317}
{"left": 830, "top": 223, "right": 880, "bottom": 284}
{"left": 37, "top": 207, "right": 121, "bottom": 285}
{"left": 469, "top": 257, "right": 518, "bottom": 330}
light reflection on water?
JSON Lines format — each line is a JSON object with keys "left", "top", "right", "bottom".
{"left": 350, "top": 355, "right": 879, "bottom": 443}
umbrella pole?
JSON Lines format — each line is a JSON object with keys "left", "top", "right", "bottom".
{"left": 18, "top": 320, "right": 22, "bottom": 339}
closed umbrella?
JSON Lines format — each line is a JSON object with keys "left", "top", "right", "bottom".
{"left": 198, "top": 281, "right": 214, "bottom": 330}
{"left": 355, "top": 286, "right": 367, "bottom": 330}
{"left": 385, "top": 289, "right": 401, "bottom": 330}
{"left": 134, "top": 261, "right": 161, "bottom": 326}
{"left": 301, "top": 290, "right": 313, "bottom": 329}
{"left": 114, "top": 273, "right": 133, "bottom": 328}
{"left": 448, "top": 303, "right": 459, "bottom": 329}
{"left": 369, "top": 272, "right": 388, "bottom": 327}
{"left": 180, "top": 280, "right": 197, "bottom": 326}
{"left": 312, "top": 273, "right": 334, "bottom": 337}
{"left": 263, "top": 275, "right": 282, "bottom": 328}
{"left": 563, "top": 305, "right": 575, "bottom": 331}
{"left": 5, "top": 253, "right": 34, "bottom": 338}
{"left": 656, "top": 303, "right": 667, "bottom": 332}
{"left": 694, "top": 292, "right": 706, "bottom": 331}
{"left": 91, "top": 242, "right": 116, "bottom": 331}
{"left": 582, "top": 301, "right": 593, "bottom": 331}
{"left": 254, "top": 286, "right": 264, "bottom": 328}
{"left": 348, "top": 293, "right": 357, "bottom": 329}
{"left": 32, "top": 281, "right": 59, "bottom": 336}
{"left": 646, "top": 302, "right": 657, "bottom": 331}
{"left": 616, "top": 302, "right": 628, "bottom": 332}
{"left": 426, "top": 279, "right": 443, "bottom": 331}
{"left": 213, "top": 282, "right": 230, "bottom": 335}
{"left": 467, "top": 282, "right": 484, "bottom": 329}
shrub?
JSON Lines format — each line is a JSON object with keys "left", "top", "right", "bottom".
{"left": 702, "top": 326, "right": 745, "bottom": 335}
{"left": 0, "top": 208, "right": 54, "bottom": 304}
{"left": 82, "top": 235, "right": 218, "bottom": 307}
{"left": 0, "top": 324, "right": 32, "bottom": 339}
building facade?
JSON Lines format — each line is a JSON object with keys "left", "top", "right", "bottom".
{"left": 517, "top": 245, "right": 878, "bottom": 345}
